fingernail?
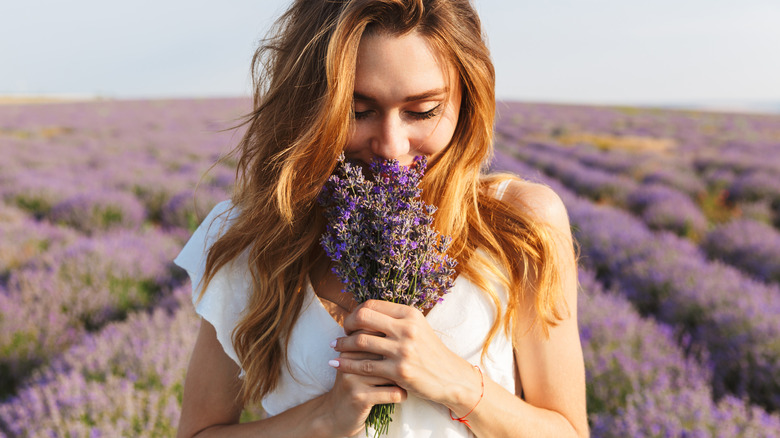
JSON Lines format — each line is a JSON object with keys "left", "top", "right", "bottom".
{"left": 328, "top": 359, "right": 340, "bottom": 368}
{"left": 329, "top": 340, "right": 337, "bottom": 348}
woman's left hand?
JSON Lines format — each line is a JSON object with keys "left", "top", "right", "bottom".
{"left": 330, "top": 299, "right": 479, "bottom": 408}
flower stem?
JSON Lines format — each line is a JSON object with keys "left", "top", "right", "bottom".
{"left": 365, "top": 403, "right": 395, "bottom": 437}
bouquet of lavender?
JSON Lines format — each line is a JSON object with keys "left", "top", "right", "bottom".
{"left": 318, "top": 154, "right": 457, "bottom": 436}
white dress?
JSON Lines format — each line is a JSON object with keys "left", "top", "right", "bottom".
{"left": 174, "top": 182, "right": 516, "bottom": 438}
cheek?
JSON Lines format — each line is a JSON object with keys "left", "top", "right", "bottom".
{"left": 417, "top": 131, "right": 450, "bottom": 155}
{"left": 344, "top": 126, "right": 366, "bottom": 151}
{"left": 419, "top": 118, "right": 458, "bottom": 155}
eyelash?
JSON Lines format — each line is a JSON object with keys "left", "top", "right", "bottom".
{"left": 410, "top": 104, "right": 442, "bottom": 120}
{"left": 353, "top": 110, "right": 371, "bottom": 120}
{"left": 353, "top": 104, "right": 442, "bottom": 121}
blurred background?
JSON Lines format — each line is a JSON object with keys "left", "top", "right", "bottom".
{"left": 2, "top": 0, "right": 779, "bottom": 111}
{"left": 2, "top": 1, "right": 780, "bottom": 436}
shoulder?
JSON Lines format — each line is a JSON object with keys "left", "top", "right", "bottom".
{"left": 500, "top": 179, "right": 571, "bottom": 235}
{"left": 202, "top": 200, "right": 237, "bottom": 236}
{"left": 191, "top": 199, "right": 240, "bottom": 252}
{"left": 173, "top": 199, "right": 241, "bottom": 290}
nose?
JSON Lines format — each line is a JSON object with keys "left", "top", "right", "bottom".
{"left": 370, "top": 115, "right": 410, "bottom": 161}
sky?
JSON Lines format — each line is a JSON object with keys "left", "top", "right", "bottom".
{"left": 3, "top": 0, "right": 780, "bottom": 110}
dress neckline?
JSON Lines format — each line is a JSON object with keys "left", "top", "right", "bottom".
{"left": 305, "top": 276, "right": 458, "bottom": 329}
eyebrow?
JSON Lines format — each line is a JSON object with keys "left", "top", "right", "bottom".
{"left": 353, "top": 87, "right": 448, "bottom": 103}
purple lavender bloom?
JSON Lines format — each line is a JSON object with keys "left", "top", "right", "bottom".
{"left": 318, "top": 155, "right": 456, "bottom": 310}
{"left": 0, "top": 286, "right": 199, "bottom": 436}
{"left": 0, "top": 228, "right": 181, "bottom": 387}
{"left": 579, "top": 270, "right": 780, "bottom": 437}
{"left": 627, "top": 184, "right": 709, "bottom": 238}
{"left": 493, "top": 152, "right": 780, "bottom": 411}
{"left": 578, "top": 270, "right": 712, "bottom": 417}
{"left": 703, "top": 219, "right": 780, "bottom": 283}
{"left": 570, "top": 145, "right": 647, "bottom": 175}
{"left": 503, "top": 142, "right": 638, "bottom": 205}
{"left": 161, "top": 186, "right": 229, "bottom": 232}
{"left": 702, "top": 167, "right": 737, "bottom": 189}
{"left": 1, "top": 168, "right": 82, "bottom": 218}
{"left": 592, "top": 389, "right": 780, "bottom": 438}
{"left": 641, "top": 167, "right": 707, "bottom": 197}
{"left": 50, "top": 189, "right": 147, "bottom": 233}
{"left": 728, "top": 170, "right": 780, "bottom": 204}
{"left": 640, "top": 198, "right": 708, "bottom": 238}
{"left": 318, "top": 155, "right": 457, "bottom": 436}
{"left": 0, "top": 205, "right": 78, "bottom": 275}
{"left": 0, "top": 279, "right": 82, "bottom": 398}
{"left": 627, "top": 184, "right": 690, "bottom": 212}
{"left": 567, "top": 195, "right": 780, "bottom": 411}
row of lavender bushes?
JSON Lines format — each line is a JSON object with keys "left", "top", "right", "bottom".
{"left": 500, "top": 141, "right": 708, "bottom": 238}
{"left": 495, "top": 107, "right": 780, "bottom": 285}
{"left": 0, "top": 211, "right": 182, "bottom": 396}
{"left": 578, "top": 270, "right": 780, "bottom": 437}
{"left": 2, "top": 99, "right": 779, "bottom": 435}
{"left": 0, "top": 287, "right": 197, "bottom": 436}
{"left": 0, "top": 99, "right": 238, "bottom": 233}
{"left": 0, "top": 99, "right": 241, "bottom": 398}
{"left": 493, "top": 152, "right": 780, "bottom": 413}
{"left": 5, "top": 266, "right": 779, "bottom": 436}
{"left": 496, "top": 101, "right": 780, "bottom": 179}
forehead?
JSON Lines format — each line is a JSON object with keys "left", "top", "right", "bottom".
{"left": 354, "top": 31, "right": 453, "bottom": 97}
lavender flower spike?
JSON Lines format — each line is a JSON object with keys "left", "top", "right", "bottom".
{"left": 318, "top": 154, "right": 457, "bottom": 436}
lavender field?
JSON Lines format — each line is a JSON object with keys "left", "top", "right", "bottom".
{"left": 1, "top": 98, "right": 779, "bottom": 437}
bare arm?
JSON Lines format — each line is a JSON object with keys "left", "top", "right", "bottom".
{"left": 177, "top": 319, "right": 405, "bottom": 438}
{"left": 176, "top": 320, "right": 329, "bottom": 437}
{"left": 470, "top": 181, "right": 589, "bottom": 437}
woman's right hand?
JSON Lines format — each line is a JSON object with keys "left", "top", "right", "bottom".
{"left": 322, "top": 350, "right": 407, "bottom": 437}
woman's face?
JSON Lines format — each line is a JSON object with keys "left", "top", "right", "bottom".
{"left": 345, "top": 30, "right": 462, "bottom": 168}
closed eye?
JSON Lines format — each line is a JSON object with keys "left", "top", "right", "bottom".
{"left": 408, "top": 104, "right": 442, "bottom": 120}
{"left": 353, "top": 109, "right": 372, "bottom": 120}
{"left": 352, "top": 104, "right": 442, "bottom": 121}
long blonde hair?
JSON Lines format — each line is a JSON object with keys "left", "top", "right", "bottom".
{"left": 201, "top": 0, "right": 569, "bottom": 406}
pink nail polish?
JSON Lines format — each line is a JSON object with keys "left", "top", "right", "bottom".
{"left": 329, "top": 340, "right": 337, "bottom": 348}
{"left": 328, "top": 359, "right": 340, "bottom": 368}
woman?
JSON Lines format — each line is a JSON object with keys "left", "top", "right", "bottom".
{"left": 175, "top": 0, "right": 588, "bottom": 437}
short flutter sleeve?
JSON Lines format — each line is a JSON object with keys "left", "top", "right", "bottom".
{"left": 173, "top": 200, "right": 251, "bottom": 373}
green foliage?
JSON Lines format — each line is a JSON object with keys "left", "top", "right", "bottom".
{"left": 697, "top": 188, "right": 737, "bottom": 224}
{"left": 13, "top": 195, "right": 51, "bottom": 218}
{"left": 98, "top": 206, "right": 125, "bottom": 229}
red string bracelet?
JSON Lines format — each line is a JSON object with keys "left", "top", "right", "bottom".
{"left": 449, "top": 365, "right": 484, "bottom": 428}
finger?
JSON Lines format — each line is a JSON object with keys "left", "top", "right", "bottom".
{"left": 334, "top": 332, "right": 396, "bottom": 358}
{"left": 361, "top": 300, "right": 418, "bottom": 319}
{"left": 352, "top": 328, "right": 386, "bottom": 338}
{"left": 338, "top": 350, "right": 384, "bottom": 361}
{"left": 343, "top": 302, "right": 413, "bottom": 336}
{"left": 365, "top": 384, "right": 407, "bottom": 405}
{"left": 339, "top": 372, "right": 398, "bottom": 388}
{"left": 329, "top": 356, "right": 393, "bottom": 379}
